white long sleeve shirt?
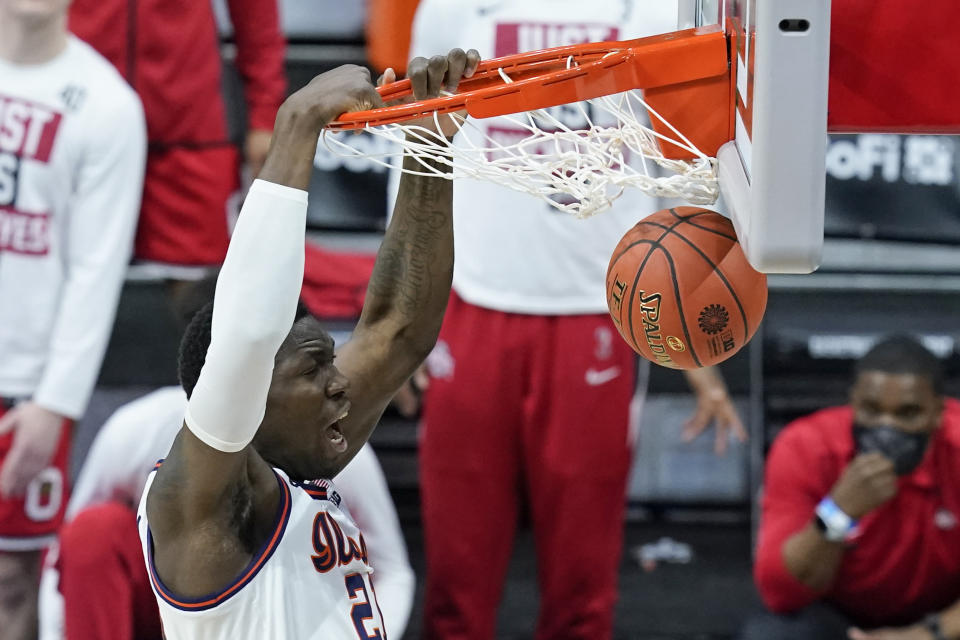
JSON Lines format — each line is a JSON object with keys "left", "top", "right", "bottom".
{"left": 399, "top": 0, "right": 678, "bottom": 315}
{"left": 0, "top": 36, "right": 146, "bottom": 418}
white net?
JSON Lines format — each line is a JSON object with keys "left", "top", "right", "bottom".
{"left": 322, "top": 64, "right": 720, "bottom": 219}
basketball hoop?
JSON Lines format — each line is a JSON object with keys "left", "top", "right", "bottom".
{"left": 323, "top": 28, "right": 731, "bottom": 219}
{"left": 331, "top": 0, "right": 960, "bottom": 275}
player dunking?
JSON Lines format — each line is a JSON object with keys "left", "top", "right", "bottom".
{"left": 139, "top": 50, "right": 478, "bottom": 638}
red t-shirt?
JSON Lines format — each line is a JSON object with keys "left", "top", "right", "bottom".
{"left": 755, "top": 399, "right": 960, "bottom": 627}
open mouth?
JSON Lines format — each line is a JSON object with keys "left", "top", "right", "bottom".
{"left": 326, "top": 404, "right": 350, "bottom": 453}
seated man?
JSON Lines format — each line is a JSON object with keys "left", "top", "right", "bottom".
{"left": 745, "top": 335, "right": 960, "bottom": 640}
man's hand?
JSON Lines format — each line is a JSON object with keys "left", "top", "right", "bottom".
{"left": 390, "top": 365, "right": 429, "bottom": 419}
{"left": 0, "top": 402, "right": 65, "bottom": 497}
{"left": 261, "top": 65, "right": 385, "bottom": 190}
{"left": 245, "top": 128, "right": 273, "bottom": 178}
{"left": 285, "top": 64, "right": 386, "bottom": 133}
{"left": 681, "top": 367, "right": 747, "bottom": 455}
{"left": 831, "top": 452, "right": 898, "bottom": 519}
{"left": 848, "top": 624, "right": 934, "bottom": 640}
{"left": 380, "top": 48, "right": 482, "bottom": 140}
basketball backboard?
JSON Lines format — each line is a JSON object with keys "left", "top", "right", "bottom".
{"left": 681, "top": 0, "right": 832, "bottom": 274}
{"left": 334, "top": 0, "right": 959, "bottom": 275}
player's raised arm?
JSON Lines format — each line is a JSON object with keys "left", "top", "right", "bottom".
{"left": 332, "top": 49, "right": 480, "bottom": 464}
{"left": 146, "top": 67, "right": 382, "bottom": 593}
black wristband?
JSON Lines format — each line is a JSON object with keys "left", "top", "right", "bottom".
{"left": 925, "top": 613, "right": 947, "bottom": 640}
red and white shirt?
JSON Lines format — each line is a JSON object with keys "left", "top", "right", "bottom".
{"left": 0, "top": 36, "right": 146, "bottom": 418}
{"left": 405, "top": 0, "right": 679, "bottom": 315}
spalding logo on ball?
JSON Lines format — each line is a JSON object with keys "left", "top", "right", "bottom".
{"left": 606, "top": 207, "right": 768, "bottom": 369}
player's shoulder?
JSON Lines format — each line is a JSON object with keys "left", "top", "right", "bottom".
{"left": 64, "top": 36, "right": 142, "bottom": 114}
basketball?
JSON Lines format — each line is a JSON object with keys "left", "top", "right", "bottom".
{"left": 605, "top": 207, "right": 767, "bottom": 369}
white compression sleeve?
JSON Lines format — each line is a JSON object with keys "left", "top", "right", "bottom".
{"left": 184, "top": 179, "right": 307, "bottom": 452}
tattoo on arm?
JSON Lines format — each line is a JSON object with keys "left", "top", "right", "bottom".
{"left": 365, "top": 153, "right": 453, "bottom": 324}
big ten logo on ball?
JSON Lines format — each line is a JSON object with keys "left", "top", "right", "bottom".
{"left": 698, "top": 304, "right": 735, "bottom": 358}
{"left": 826, "top": 134, "right": 955, "bottom": 186}
{"left": 0, "top": 95, "right": 61, "bottom": 255}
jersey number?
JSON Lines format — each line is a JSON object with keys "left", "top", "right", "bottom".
{"left": 344, "top": 573, "right": 384, "bottom": 639}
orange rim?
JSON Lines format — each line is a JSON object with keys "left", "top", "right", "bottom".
{"left": 327, "top": 26, "right": 729, "bottom": 130}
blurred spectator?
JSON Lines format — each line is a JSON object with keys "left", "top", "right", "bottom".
{"left": 399, "top": 2, "right": 745, "bottom": 638}
{"left": 37, "top": 276, "right": 414, "bottom": 640}
{"left": 0, "top": 0, "right": 146, "bottom": 637}
{"left": 746, "top": 335, "right": 960, "bottom": 640}
{"left": 68, "top": 0, "right": 286, "bottom": 270}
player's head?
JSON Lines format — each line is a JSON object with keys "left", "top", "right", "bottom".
{"left": 850, "top": 335, "right": 944, "bottom": 474}
{"left": 178, "top": 300, "right": 351, "bottom": 481}
{"left": 0, "top": 0, "right": 71, "bottom": 24}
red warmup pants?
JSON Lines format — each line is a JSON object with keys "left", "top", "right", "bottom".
{"left": 59, "top": 503, "right": 161, "bottom": 640}
{"left": 420, "top": 293, "right": 638, "bottom": 640}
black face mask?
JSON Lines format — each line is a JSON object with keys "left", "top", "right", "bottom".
{"left": 852, "top": 423, "right": 931, "bottom": 476}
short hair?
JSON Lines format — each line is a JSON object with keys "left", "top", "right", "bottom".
{"left": 854, "top": 334, "right": 944, "bottom": 395}
{"left": 178, "top": 299, "right": 313, "bottom": 399}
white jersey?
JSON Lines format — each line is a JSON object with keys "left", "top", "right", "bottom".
{"left": 0, "top": 36, "right": 146, "bottom": 418}
{"left": 40, "top": 387, "right": 414, "bottom": 640}
{"left": 138, "top": 468, "right": 388, "bottom": 640}
{"left": 406, "top": 0, "right": 679, "bottom": 315}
